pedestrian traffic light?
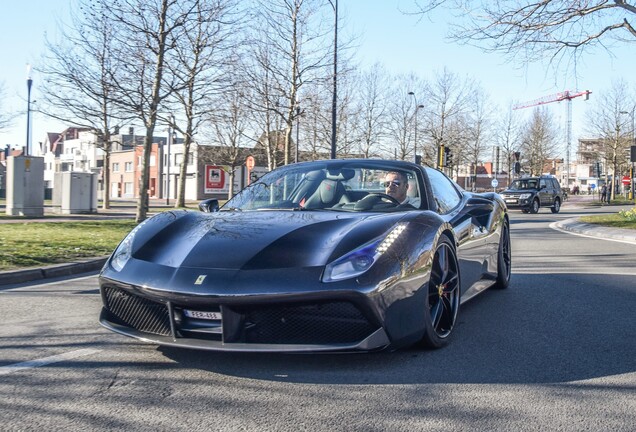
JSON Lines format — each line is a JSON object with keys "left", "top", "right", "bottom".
{"left": 595, "top": 161, "right": 601, "bottom": 177}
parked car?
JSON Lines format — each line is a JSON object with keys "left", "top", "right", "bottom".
{"left": 99, "top": 159, "right": 511, "bottom": 353}
{"left": 500, "top": 176, "right": 564, "bottom": 213}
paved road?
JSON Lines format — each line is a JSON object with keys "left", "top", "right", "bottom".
{"left": 0, "top": 204, "right": 634, "bottom": 431}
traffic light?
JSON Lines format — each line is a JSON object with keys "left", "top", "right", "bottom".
{"left": 594, "top": 161, "right": 601, "bottom": 177}
{"left": 514, "top": 162, "right": 521, "bottom": 174}
{"left": 444, "top": 147, "right": 453, "bottom": 167}
{"left": 415, "top": 155, "right": 422, "bottom": 165}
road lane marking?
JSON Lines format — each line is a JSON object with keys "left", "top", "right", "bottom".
{"left": 0, "top": 348, "right": 100, "bottom": 376}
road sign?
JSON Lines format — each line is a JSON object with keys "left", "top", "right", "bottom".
{"left": 491, "top": 179, "right": 499, "bottom": 188}
{"left": 622, "top": 176, "right": 631, "bottom": 185}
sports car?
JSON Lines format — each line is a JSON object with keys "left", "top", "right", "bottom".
{"left": 99, "top": 159, "right": 511, "bottom": 352}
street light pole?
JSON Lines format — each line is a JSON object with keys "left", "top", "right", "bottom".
{"left": 408, "top": 92, "right": 424, "bottom": 164}
{"left": 166, "top": 114, "right": 175, "bottom": 206}
{"left": 26, "top": 64, "right": 33, "bottom": 156}
{"left": 295, "top": 105, "right": 300, "bottom": 163}
{"left": 328, "top": 0, "right": 338, "bottom": 159}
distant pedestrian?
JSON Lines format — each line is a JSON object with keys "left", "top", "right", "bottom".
{"left": 600, "top": 185, "right": 607, "bottom": 203}
{"left": 587, "top": 185, "right": 591, "bottom": 195}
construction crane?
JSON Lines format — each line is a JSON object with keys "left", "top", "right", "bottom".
{"left": 513, "top": 90, "right": 592, "bottom": 188}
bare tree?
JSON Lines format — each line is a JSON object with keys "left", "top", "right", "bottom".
{"left": 520, "top": 107, "right": 560, "bottom": 176}
{"left": 420, "top": 68, "right": 473, "bottom": 167}
{"left": 412, "top": 0, "right": 636, "bottom": 69}
{"left": 166, "top": 0, "right": 242, "bottom": 207}
{"left": 209, "top": 85, "right": 250, "bottom": 198}
{"left": 386, "top": 74, "right": 421, "bottom": 161}
{"left": 106, "top": 0, "right": 193, "bottom": 222}
{"left": 246, "top": 0, "right": 333, "bottom": 166}
{"left": 0, "top": 83, "right": 14, "bottom": 131}
{"left": 585, "top": 79, "right": 633, "bottom": 200}
{"left": 352, "top": 63, "right": 389, "bottom": 158}
{"left": 496, "top": 102, "right": 524, "bottom": 184}
{"left": 462, "top": 87, "right": 494, "bottom": 190}
{"left": 297, "top": 86, "right": 330, "bottom": 160}
{"left": 37, "top": 0, "right": 130, "bottom": 209}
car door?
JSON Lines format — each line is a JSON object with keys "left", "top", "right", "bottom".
{"left": 539, "top": 178, "right": 552, "bottom": 206}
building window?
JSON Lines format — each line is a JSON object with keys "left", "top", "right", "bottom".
{"left": 124, "top": 182, "right": 133, "bottom": 195}
{"left": 113, "top": 162, "right": 120, "bottom": 172}
{"left": 150, "top": 155, "right": 156, "bottom": 166}
{"left": 175, "top": 153, "right": 183, "bottom": 165}
{"left": 125, "top": 162, "right": 133, "bottom": 172}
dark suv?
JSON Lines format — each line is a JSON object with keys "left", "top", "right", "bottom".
{"left": 500, "top": 176, "right": 563, "bottom": 214}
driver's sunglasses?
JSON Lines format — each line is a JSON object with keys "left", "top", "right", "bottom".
{"left": 383, "top": 180, "right": 401, "bottom": 187}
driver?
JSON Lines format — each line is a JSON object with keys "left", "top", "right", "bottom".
{"left": 384, "top": 171, "right": 418, "bottom": 206}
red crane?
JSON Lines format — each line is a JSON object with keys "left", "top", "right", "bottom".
{"left": 513, "top": 90, "right": 592, "bottom": 187}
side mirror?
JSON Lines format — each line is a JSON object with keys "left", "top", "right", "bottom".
{"left": 198, "top": 199, "right": 219, "bottom": 212}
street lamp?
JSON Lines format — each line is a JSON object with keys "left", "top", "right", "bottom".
{"left": 166, "top": 115, "right": 175, "bottom": 206}
{"left": 328, "top": 0, "right": 338, "bottom": 159}
{"left": 295, "top": 104, "right": 301, "bottom": 163}
{"left": 26, "top": 64, "right": 33, "bottom": 156}
{"left": 408, "top": 91, "right": 424, "bottom": 164}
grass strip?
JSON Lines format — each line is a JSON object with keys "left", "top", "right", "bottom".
{"left": 0, "top": 220, "right": 138, "bottom": 271}
{"left": 579, "top": 213, "right": 636, "bottom": 230}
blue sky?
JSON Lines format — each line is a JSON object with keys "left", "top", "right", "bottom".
{"left": 1, "top": 0, "right": 635, "bottom": 157}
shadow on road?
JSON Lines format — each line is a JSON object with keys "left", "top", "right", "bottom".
{"left": 156, "top": 272, "right": 636, "bottom": 385}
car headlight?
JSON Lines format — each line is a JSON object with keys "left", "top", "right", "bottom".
{"left": 323, "top": 223, "right": 407, "bottom": 282}
{"left": 519, "top": 193, "right": 531, "bottom": 199}
{"left": 110, "top": 220, "right": 148, "bottom": 272}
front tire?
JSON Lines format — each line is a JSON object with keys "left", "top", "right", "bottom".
{"left": 550, "top": 198, "right": 561, "bottom": 213}
{"left": 530, "top": 199, "right": 540, "bottom": 214}
{"left": 493, "top": 219, "right": 511, "bottom": 290}
{"left": 419, "top": 235, "right": 460, "bottom": 349}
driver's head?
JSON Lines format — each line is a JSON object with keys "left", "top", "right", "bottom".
{"left": 384, "top": 171, "right": 408, "bottom": 203}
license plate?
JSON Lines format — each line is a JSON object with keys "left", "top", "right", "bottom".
{"left": 183, "top": 309, "right": 222, "bottom": 320}
{"left": 505, "top": 199, "right": 516, "bottom": 203}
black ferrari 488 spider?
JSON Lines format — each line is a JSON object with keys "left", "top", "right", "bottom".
{"left": 99, "top": 159, "right": 510, "bottom": 352}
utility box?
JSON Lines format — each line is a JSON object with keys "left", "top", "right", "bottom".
{"left": 6, "top": 155, "right": 44, "bottom": 217}
{"left": 52, "top": 172, "right": 98, "bottom": 214}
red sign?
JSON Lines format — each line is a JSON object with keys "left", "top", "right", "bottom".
{"left": 622, "top": 176, "right": 631, "bottom": 185}
{"left": 246, "top": 155, "right": 255, "bottom": 170}
{"left": 205, "top": 165, "right": 225, "bottom": 191}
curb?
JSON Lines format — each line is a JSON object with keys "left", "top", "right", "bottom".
{"left": 0, "top": 257, "right": 108, "bottom": 287}
{"left": 554, "top": 218, "right": 636, "bottom": 243}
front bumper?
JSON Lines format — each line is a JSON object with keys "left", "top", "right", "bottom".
{"left": 502, "top": 197, "right": 531, "bottom": 209}
{"left": 99, "top": 283, "right": 392, "bottom": 353}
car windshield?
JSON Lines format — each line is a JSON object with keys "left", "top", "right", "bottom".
{"left": 510, "top": 179, "right": 538, "bottom": 190}
{"left": 222, "top": 161, "right": 422, "bottom": 212}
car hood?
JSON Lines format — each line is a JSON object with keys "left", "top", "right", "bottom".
{"left": 132, "top": 210, "right": 403, "bottom": 270}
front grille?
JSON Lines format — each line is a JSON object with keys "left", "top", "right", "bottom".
{"left": 241, "top": 302, "right": 377, "bottom": 345}
{"left": 103, "top": 286, "right": 171, "bottom": 336}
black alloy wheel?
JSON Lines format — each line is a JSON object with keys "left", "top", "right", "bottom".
{"left": 530, "top": 199, "right": 540, "bottom": 214}
{"left": 551, "top": 198, "right": 561, "bottom": 213}
{"left": 420, "top": 235, "right": 460, "bottom": 349}
{"left": 494, "top": 219, "right": 511, "bottom": 289}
